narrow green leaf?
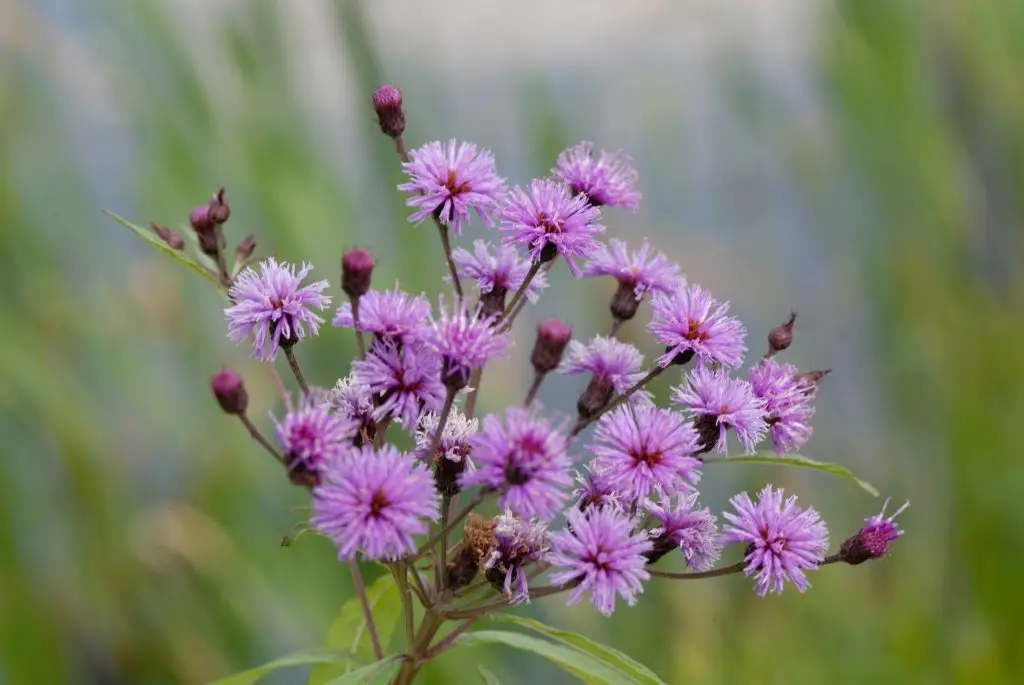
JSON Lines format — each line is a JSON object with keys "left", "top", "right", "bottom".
{"left": 454, "top": 630, "right": 638, "bottom": 685}
{"left": 478, "top": 665, "right": 502, "bottom": 684}
{"left": 309, "top": 574, "right": 401, "bottom": 684}
{"left": 492, "top": 615, "right": 665, "bottom": 685}
{"left": 704, "top": 453, "right": 880, "bottom": 497}
{"left": 105, "top": 211, "right": 222, "bottom": 287}
{"left": 208, "top": 648, "right": 354, "bottom": 685}
{"left": 323, "top": 656, "right": 401, "bottom": 684}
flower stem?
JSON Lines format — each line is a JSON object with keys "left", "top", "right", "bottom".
{"left": 350, "top": 295, "right": 367, "bottom": 360}
{"left": 237, "top": 413, "right": 285, "bottom": 464}
{"left": 463, "top": 368, "right": 484, "bottom": 419}
{"left": 434, "top": 220, "right": 464, "bottom": 304}
{"left": 523, "top": 371, "right": 545, "bottom": 407}
{"left": 428, "top": 388, "right": 457, "bottom": 459}
{"left": 347, "top": 558, "right": 383, "bottom": 659}
{"left": 283, "top": 346, "right": 310, "bottom": 396}
{"left": 609, "top": 318, "right": 622, "bottom": 337}
{"left": 414, "top": 491, "right": 486, "bottom": 560}
{"left": 648, "top": 562, "right": 746, "bottom": 580}
{"left": 423, "top": 618, "right": 478, "bottom": 659}
{"left": 393, "top": 562, "right": 416, "bottom": 654}
{"left": 436, "top": 495, "right": 452, "bottom": 592}
{"left": 570, "top": 365, "right": 665, "bottom": 435}
{"left": 395, "top": 135, "right": 410, "bottom": 163}
{"left": 498, "top": 260, "right": 541, "bottom": 328}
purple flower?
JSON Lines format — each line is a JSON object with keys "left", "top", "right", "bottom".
{"left": 573, "top": 465, "right": 626, "bottom": 513}
{"left": 648, "top": 283, "right": 747, "bottom": 368}
{"left": 748, "top": 359, "right": 815, "bottom": 454}
{"left": 645, "top": 495, "right": 721, "bottom": 571}
{"left": 329, "top": 375, "right": 375, "bottom": 434}
{"left": 460, "top": 407, "right": 571, "bottom": 521}
{"left": 414, "top": 409, "right": 479, "bottom": 465}
{"left": 351, "top": 344, "right": 445, "bottom": 428}
{"left": 582, "top": 239, "right": 680, "bottom": 300}
{"left": 273, "top": 393, "right": 355, "bottom": 475}
{"left": 484, "top": 510, "right": 550, "bottom": 604}
{"left": 499, "top": 179, "right": 605, "bottom": 277}
{"left": 559, "top": 336, "right": 649, "bottom": 397}
{"left": 398, "top": 139, "right": 506, "bottom": 235}
{"left": 722, "top": 485, "right": 829, "bottom": 596}
{"left": 552, "top": 141, "right": 641, "bottom": 210}
{"left": 589, "top": 405, "right": 702, "bottom": 504}
{"left": 452, "top": 240, "right": 550, "bottom": 302}
{"left": 424, "top": 298, "right": 509, "bottom": 391}
{"left": 549, "top": 506, "right": 652, "bottom": 616}
{"left": 839, "top": 499, "right": 908, "bottom": 565}
{"left": 226, "top": 258, "right": 331, "bottom": 361}
{"left": 672, "top": 367, "right": 767, "bottom": 454}
{"left": 332, "top": 287, "right": 430, "bottom": 346}
{"left": 311, "top": 445, "right": 439, "bottom": 561}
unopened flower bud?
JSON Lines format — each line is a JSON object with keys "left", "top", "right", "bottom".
{"left": 190, "top": 188, "right": 230, "bottom": 233}
{"left": 208, "top": 187, "right": 231, "bottom": 224}
{"left": 576, "top": 376, "right": 615, "bottom": 421}
{"left": 150, "top": 223, "right": 184, "bottom": 250}
{"left": 236, "top": 233, "right": 257, "bottom": 263}
{"left": 211, "top": 369, "right": 248, "bottom": 415}
{"left": 341, "top": 248, "right": 375, "bottom": 298}
{"left": 767, "top": 311, "right": 796, "bottom": 356}
{"left": 531, "top": 319, "right": 572, "bottom": 374}
{"left": 610, "top": 281, "right": 641, "bottom": 322}
{"left": 795, "top": 368, "right": 831, "bottom": 394}
{"left": 372, "top": 85, "right": 406, "bottom": 139}
{"left": 838, "top": 499, "right": 908, "bottom": 565}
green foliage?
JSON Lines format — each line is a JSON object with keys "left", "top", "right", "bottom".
{"left": 106, "top": 212, "right": 223, "bottom": 287}
{"left": 704, "top": 453, "right": 880, "bottom": 497}
{"left": 208, "top": 648, "right": 356, "bottom": 685}
{"left": 477, "top": 666, "right": 502, "bottom": 684}
{"left": 323, "top": 657, "right": 403, "bottom": 685}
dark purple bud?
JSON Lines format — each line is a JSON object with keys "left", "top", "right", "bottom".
{"left": 372, "top": 85, "right": 406, "bottom": 139}
{"left": 208, "top": 187, "right": 231, "bottom": 224}
{"left": 576, "top": 376, "right": 615, "bottom": 421}
{"left": 838, "top": 500, "right": 908, "bottom": 565}
{"left": 531, "top": 319, "right": 572, "bottom": 374}
{"left": 341, "top": 248, "right": 375, "bottom": 298}
{"left": 795, "top": 368, "right": 831, "bottom": 394}
{"left": 190, "top": 187, "right": 230, "bottom": 234}
{"left": 768, "top": 311, "right": 796, "bottom": 356}
{"left": 610, "top": 281, "right": 641, "bottom": 322}
{"left": 236, "top": 233, "right": 257, "bottom": 263}
{"left": 211, "top": 369, "right": 248, "bottom": 415}
{"left": 150, "top": 223, "right": 184, "bottom": 251}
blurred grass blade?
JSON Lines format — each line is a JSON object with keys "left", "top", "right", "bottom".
{"left": 454, "top": 630, "right": 640, "bottom": 684}
{"left": 492, "top": 615, "right": 666, "bottom": 685}
{"left": 209, "top": 648, "right": 355, "bottom": 685}
{"left": 323, "top": 656, "right": 401, "bottom": 684}
{"left": 106, "top": 211, "right": 221, "bottom": 287}
{"left": 478, "top": 665, "right": 502, "bottom": 684}
{"left": 705, "top": 453, "right": 879, "bottom": 496}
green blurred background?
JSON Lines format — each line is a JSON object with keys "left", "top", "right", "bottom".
{"left": 2, "top": 1, "right": 1022, "bottom": 683}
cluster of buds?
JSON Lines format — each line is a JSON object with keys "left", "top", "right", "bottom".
{"left": 185, "top": 84, "right": 906, "bottom": 680}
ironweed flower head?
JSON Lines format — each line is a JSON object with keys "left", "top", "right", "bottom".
{"left": 311, "top": 445, "right": 439, "bottom": 561}
{"left": 415, "top": 408, "right": 479, "bottom": 496}
{"left": 329, "top": 376, "right": 376, "bottom": 445}
{"left": 552, "top": 141, "right": 641, "bottom": 210}
{"left": 589, "top": 405, "right": 701, "bottom": 504}
{"left": 672, "top": 366, "right": 767, "bottom": 454}
{"left": 583, "top": 238, "right": 681, "bottom": 302}
{"left": 424, "top": 298, "right": 509, "bottom": 392}
{"left": 484, "top": 510, "right": 550, "bottom": 604}
{"left": 273, "top": 393, "right": 355, "bottom": 481}
{"left": 573, "top": 465, "right": 626, "bottom": 513}
{"left": 649, "top": 283, "right": 746, "bottom": 368}
{"left": 500, "top": 179, "right": 605, "bottom": 277}
{"left": 460, "top": 407, "right": 571, "bottom": 521}
{"left": 560, "top": 336, "right": 652, "bottom": 401}
{"left": 333, "top": 286, "right": 430, "bottom": 346}
{"left": 748, "top": 358, "right": 815, "bottom": 454}
{"left": 645, "top": 495, "right": 721, "bottom": 570}
{"left": 549, "top": 506, "right": 652, "bottom": 616}
{"left": 399, "top": 139, "right": 506, "bottom": 235}
{"left": 840, "top": 499, "right": 908, "bottom": 565}
{"left": 722, "top": 485, "right": 829, "bottom": 596}
{"left": 452, "top": 240, "right": 549, "bottom": 315}
{"left": 226, "top": 258, "right": 331, "bottom": 361}
{"left": 351, "top": 343, "right": 445, "bottom": 428}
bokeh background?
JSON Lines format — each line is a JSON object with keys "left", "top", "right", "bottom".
{"left": 2, "top": 0, "right": 1022, "bottom": 683}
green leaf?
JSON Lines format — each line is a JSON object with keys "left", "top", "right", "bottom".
{"left": 478, "top": 666, "right": 502, "bottom": 684}
{"left": 105, "top": 211, "right": 222, "bottom": 287}
{"left": 704, "top": 453, "right": 880, "bottom": 497}
{"left": 308, "top": 574, "right": 401, "bottom": 684}
{"left": 323, "top": 657, "right": 402, "bottom": 684}
{"left": 208, "top": 648, "right": 354, "bottom": 685}
{"left": 492, "top": 616, "right": 666, "bottom": 685}
{"left": 454, "top": 630, "right": 639, "bottom": 685}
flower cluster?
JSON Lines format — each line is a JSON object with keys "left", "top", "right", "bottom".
{"left": 186, "top": 85, "right": 908, "bottom": 680}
